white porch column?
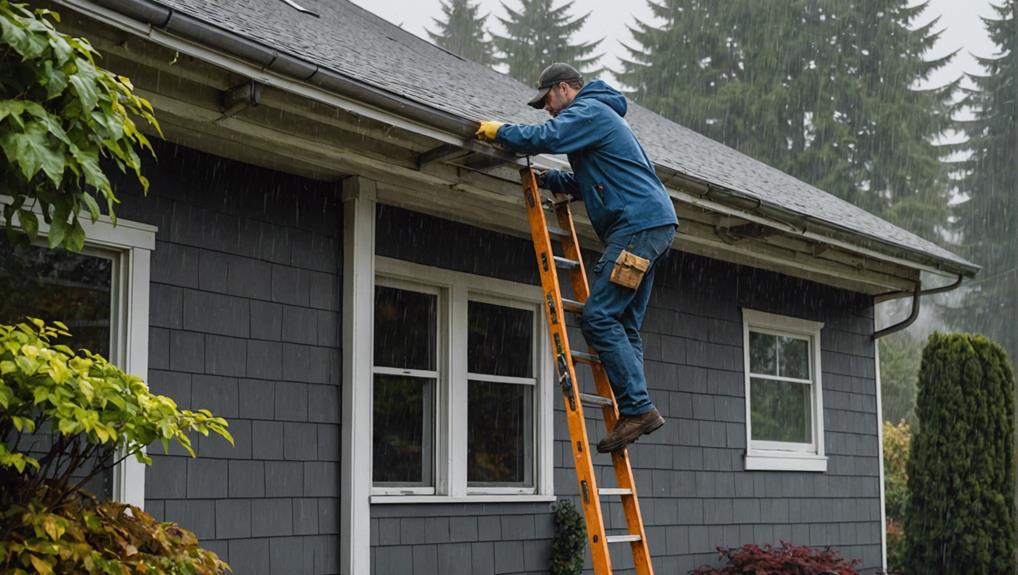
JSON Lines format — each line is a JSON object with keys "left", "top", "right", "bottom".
{"left": 340, "top": 177, "right": 375, "bottom": 575}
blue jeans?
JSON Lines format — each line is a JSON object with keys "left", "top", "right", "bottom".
{"left": 581, "top": 225, "right": 675, "bottom": 416}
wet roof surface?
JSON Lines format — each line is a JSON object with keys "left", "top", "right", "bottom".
{"left": 149, "top": 0, "right": 975, "bottom": 271}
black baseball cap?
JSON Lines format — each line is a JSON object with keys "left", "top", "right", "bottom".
{"left": 527, "top": 63, "right": 583, "bottom": 109}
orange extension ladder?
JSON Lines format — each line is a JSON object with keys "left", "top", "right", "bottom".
{"left": 520, "top": 165, "right": 654, "bottom": 574}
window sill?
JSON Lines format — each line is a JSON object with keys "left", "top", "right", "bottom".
{"left": 745, "top": 452, "right": 827, "bottom": 472}
{"left": 370, "top": 494, "right": 557, "bottom": 505}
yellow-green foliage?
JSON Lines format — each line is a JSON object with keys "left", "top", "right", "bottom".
{"left": 0, "top": 319, "right": 233, "bottom": 573}
{"left": 0, "top": 495, "right": 229, "bottom": 575}
{"left": 883, "top": 420, "right": 910, "bottom": 572}
{"left": 0, "top": 1, "right": 160, "bottom": 251}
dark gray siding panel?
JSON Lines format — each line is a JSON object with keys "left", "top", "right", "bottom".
{"left": 372, "top": 206, "right": 882, "bottom": 574}
{"left": 116, "top": 141, "right": 343, "bottom": 575}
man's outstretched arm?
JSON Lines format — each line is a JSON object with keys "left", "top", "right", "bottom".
{"left": 475, "top": 102, "right": 601, "bottom": 155}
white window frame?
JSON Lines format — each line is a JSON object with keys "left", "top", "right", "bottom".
{"left": 4, "top": 198, "right": 156, "bottom": 506}
{"left": 370, "top": 256, "right": 555, "bottom": 503}
{"left": 741, "top": 308, "right": 827, "bottom": 472}
{"left": 370, "top": 278, "right": 445, "bottom": 496}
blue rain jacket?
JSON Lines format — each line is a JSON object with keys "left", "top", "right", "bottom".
{"left": 496, "top": 80, "right": 677, "bottom": 242}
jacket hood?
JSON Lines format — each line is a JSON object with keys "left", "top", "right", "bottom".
{"left": 574, "top": 80, "right": 628, "bottom": 117}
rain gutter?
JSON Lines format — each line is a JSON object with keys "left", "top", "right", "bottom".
{"left": 870, "top": 274, "right": 964, "bottom": 340}
{"left": 62, "top": 0, "right": 978, "bottom": 283}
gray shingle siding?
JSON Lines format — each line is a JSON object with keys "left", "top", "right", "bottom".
{"left": 120, "top": 141, "right": 880, "bottom": 573}
{"left": 117, "top": 141, "right": 342, "bottom": 575}
{"left": 373, "top": 206, "right": 882, "bottom": 574}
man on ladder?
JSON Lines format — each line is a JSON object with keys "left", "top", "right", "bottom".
{"left": 476, "top": 63, "right": 677, "bottom": 453}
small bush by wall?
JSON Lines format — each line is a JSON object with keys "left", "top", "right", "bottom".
{"left": 691, "top": 542, "right": 860, "bottom": 574}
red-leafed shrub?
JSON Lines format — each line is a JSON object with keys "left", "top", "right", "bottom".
{"left": 691, "top": 542, "right": 860, "bottom": 575}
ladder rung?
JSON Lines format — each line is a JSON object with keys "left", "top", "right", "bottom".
{"left": 561, "top": 298, "right": 584, "bottom": 313}
{"left": 554, "top": 256, "right": 581, "bottom": 270}
{"left": 606, "top": 534, "right": 642, "bottom": 544}
{"left": 548, "top": 225, "right": 570, "bottom": 238}
{"left": 599, "top": 488, "right": 632, "bottom": 496}
{"left": 579, "top": 392, "right": 614, "bottom": 408}
{"left": 571, "top": 350, "right": 600, "bottom": 364}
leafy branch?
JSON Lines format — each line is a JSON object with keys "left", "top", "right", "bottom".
{"left": 0, "top": 1, "right": 160, "bottom": 251}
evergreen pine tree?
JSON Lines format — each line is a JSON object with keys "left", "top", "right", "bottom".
{"left": 618, "top": 0, "right": 956, "bottom": 240}
{"left": 948, "top": 1, "right": 1017, "bottom": 362}
{"left": 904, "top": 332, "right": 1015, "bottom": 574}
{"left": 427, "top": 0, "right": 494, "bottom": 65}
{"left": 491, "top": 0, "right": 603, "bottom": 83}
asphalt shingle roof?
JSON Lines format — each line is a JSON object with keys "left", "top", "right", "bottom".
{"left": 139, "top": 0, "right": 976, "bottom": 273}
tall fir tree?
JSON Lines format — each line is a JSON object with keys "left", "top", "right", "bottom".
{"left": 948, "top": 0, "right": 1017, "bottom": 363}
{"left": 491, "top": 0, "right": 603, "bottom": 84}
{"left": 427, "top": 0, "right": 494, "bottom": 66}
{"left": 618, "top": 0, "right": 957, "bottom": 240}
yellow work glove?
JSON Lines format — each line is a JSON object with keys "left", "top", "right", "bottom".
{"left": 475, "top": 120, "right": 504, "bottom": 141}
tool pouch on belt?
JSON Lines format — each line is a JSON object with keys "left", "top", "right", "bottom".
{"left": 610, "top": 249, "right": 650, "bottom": 289}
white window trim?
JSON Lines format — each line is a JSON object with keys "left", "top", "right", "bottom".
{"left": 741, "top": 308, "right": 827, "bottom": 472}
{"left": 369, "top": 255, "right": 554, "bottom": 503}
{"left": 3, "top": 197, "right": 156, "bottom": 507}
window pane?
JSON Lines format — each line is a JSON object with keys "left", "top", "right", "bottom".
{"left": 749, "top": 331, "right": 776, "bottom": 375}
{"left": 0, "top": 238, "right": 112, "bottom": 356}
{"left": 468, "top": 301, "right": 533, "bottom": 378}
{"left": 374, "top": 286, "right": 436, "bottom": 370}
{"left": 468, "top": 381, "right": 533, "bottom": 486}
{"left": 0, "top": 238, "right": 115, "bottom": 499}
{"left": 750, "top": 377, "right": 811, "bottom": 443}
{"left": 778, "top": 336, "right": 810, "bottom": 379}
{"left": 373, "top": 374, "right": 433, "bottom": 485}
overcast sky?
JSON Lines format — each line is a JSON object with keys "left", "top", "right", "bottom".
{"left": 349, "top": 0, "right": 1002, "bottom": 91}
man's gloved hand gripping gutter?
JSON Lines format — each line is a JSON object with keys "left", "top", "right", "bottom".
{"left": 475, "top": 63, "right": 679, "bottom": 454}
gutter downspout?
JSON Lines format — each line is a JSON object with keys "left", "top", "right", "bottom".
{"left": 871, "top": 274, "right": 964, "bottom": 340}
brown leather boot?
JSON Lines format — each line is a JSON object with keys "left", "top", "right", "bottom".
{"left": 597, "top": 407, "right": 665, "bottom": 453}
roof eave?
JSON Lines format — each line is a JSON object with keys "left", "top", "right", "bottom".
{"left": 65, "top": 0, "right": 978, "bottom": 280}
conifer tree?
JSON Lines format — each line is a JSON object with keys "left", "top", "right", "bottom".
{"left": 904, "top": 332, "right": 1015, "bottom": 574}
{"left": 618, "top": 0, "right": 956, "bottom": 240}
{"left": 491, "top": 0, "right": 602, "bottom": 83}
{"left": 948, "top": 1, "right": 1017, "bottom": 362}
{"left": 427, "top": 0, "right": 494, "bottom": 65}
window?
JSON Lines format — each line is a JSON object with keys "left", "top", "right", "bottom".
{"left": 742, "top": 309, "right": 827, "bottom": 472}
{"left": 0, "top": 202, "right": 155, "bottom": 505}
{"left": 467, "top": 300, "right": 535, "bottom": 489}
{"left": 0, "top": 238, "right": 117, "bottom": 498}
{"left": 371, "top": 257, "right": 553, "bottom": 502}
{"left": 372, "top": 283, "right": 439, "bottom": 492}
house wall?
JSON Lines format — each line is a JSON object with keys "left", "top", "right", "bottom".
{"left": 372, "top": 205, "right": 882, "bottom": 575}
{"left": 112, "top": 140, "right": 880, "bottom": 575}
{"left": 115, "top": 141, "right": 344, "bottom": 575}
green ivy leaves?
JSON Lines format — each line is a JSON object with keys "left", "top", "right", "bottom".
{"left": 0, "top": 2, "right": 160, "bottom": 252}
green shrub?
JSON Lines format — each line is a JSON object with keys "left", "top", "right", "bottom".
{"left": 0, "top": 319, "right": 233, "bottom": 573}
{"left": 550, "top": 499, "right": 585, "bottom": 575}
{"left": 904, "top": 332, "right": 1015, "bottom": 575}
{"left": 0, "top": 1, "right": 160, "bottom": 251}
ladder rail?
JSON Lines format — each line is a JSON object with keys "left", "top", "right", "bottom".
{"left": 521, "top": 166, "right": 655, "bottom": 575}
{"left": 520, "top": 167, "right": 613, "bottom": 571}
